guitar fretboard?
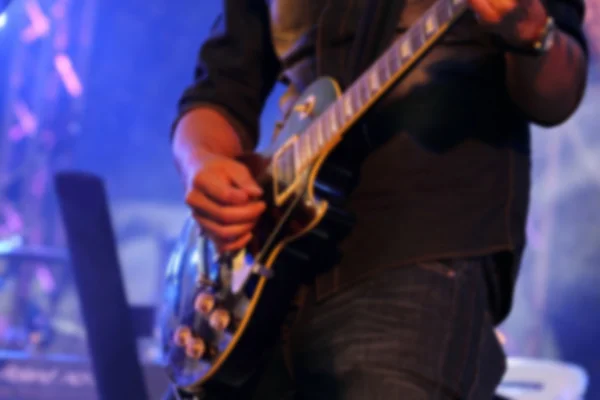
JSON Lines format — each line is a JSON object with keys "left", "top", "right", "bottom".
{"left": 273, "top": 0, "right": 468, "bottom": 183}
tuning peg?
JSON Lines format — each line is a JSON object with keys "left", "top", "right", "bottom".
{"left": 209, "top": 309, "right": 231, "bottom": 331}
{"left": 173, "top": 325, "right": 191, "bottom": 347}
{"left": 185, "top": 337, "right": 206, "bottom": 360}
{"left": 194, "top": 292, "right": 216, "bottom": 315}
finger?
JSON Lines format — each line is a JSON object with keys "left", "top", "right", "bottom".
{"left": 216, "top": 233, "right": 253, "bottom": 253}
{"left": 193, "top": 171, "right": 249, "bottom": 205}
{"left": 468, "top": 0, "right": 503, "bottom": 24}
{"left": 490, "top": 0, "right": 517, "bottom": 15}
{"left": 193, "top": 214, "right": 256, "bottom": 242}
{"left": 186, "top": 191, "right": 266, "bottom": 225}
{"left": 227, "top": 163, "right": 263, "bottom": 197}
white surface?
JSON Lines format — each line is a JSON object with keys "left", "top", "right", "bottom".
{"left": 497, "top": 357, "right": 588, "bottom": 400}
{"left": 111, "top": 201, "right": 188, "bottom": 305}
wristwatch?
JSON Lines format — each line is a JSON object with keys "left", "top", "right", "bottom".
{"left": 493, "top": 16, "right": 557, "bottom": 56}
{"left": 531, "top": 16, "right": 557, "bottom": 54}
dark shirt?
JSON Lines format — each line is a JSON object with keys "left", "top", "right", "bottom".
{"left": 176, "top": 0, "right": 587, "bottom": 322}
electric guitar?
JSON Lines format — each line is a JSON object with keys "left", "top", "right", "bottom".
{"left": 158, "top": 0, "right": 468, "bottom": 393}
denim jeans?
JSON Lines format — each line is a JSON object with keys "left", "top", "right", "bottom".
{"left": 166, "top": 257, "right": 507, "bottom": 400}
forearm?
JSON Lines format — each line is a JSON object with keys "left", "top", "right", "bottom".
{"left": 172, "top": 107, "right": 244, "bottom": 173}
{"left": 172, "top": 0, "right": 279, "bottom": 172}
{"left": 505, "top": 29, "right": 588, "bottom": 126}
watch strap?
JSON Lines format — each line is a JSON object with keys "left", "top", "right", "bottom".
{"left": 492, "top": 16, "right": 556, "bottom": 56}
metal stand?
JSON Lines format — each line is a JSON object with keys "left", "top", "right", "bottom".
{"left": 55, "top": 171, "right": 148, "bottom": 400}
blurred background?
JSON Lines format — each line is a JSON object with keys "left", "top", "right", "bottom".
{"left": 0, "top": 0, "right": 598, "bottom": 399}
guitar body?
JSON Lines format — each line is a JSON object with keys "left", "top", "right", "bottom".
{"left": 158, "top": 77, "right": 357, "bottom": 393}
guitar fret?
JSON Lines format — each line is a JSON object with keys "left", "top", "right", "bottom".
{"left": 338, "top": 102, "right": 346, "bottom": 125}
{"left": 296, "top": 137, "right": 304, "bottom": 169}
{"left": 308, "top": 128, "right": 318, "bottom": 156}
{"left": 284, "top": 151, "right": 294, "bottom": 183}
{"left": 306, "top": 131, "right": 313, "bottom": 160}
{"left": 316, "top": 119, "right": 325, "bottom": 147}
{"left": 300, "top": 132, "right": 309, "bottom": 166}
{"left": 294, "top": 136, "right": 301, "bottom": 168}
{"left": 349, "top": 85, "right": 359, "bottom": 114}
{"left": 343, "top": 93, "right": 354, "bottom": 118}
{"left": 416, "top": 24, "right": 425, "bottom": 47}
{"left": 278, "top": 146, "right": 293, "bottom": 184}
{"left": 420, "top": 21, "right": 427, "bottom": 44}
{"left": 327, "top": 113, "right": 335, "bottom": 139}
{"left": 329, "top": 109, "right": 338, "bottom": 136}
{"left": 293, "top": 139, "right": 300, "bottom": 173}
{"left": 377, "top": 59, "right": 388, "bottom": 84}
{"left": 447, "top": 0, "right": 454, "bottom": 16}
{"left": 335, "top": 103, "right": 344, "bottom": 128}
{"left": 424, "top": 10, "right": 438, "bottom": 38}
{"left": 358, "top": 77, "right": 369, "bottom": 103}
{"left": 368, "top": 67, "right": 381, "bottom": 93}
{"left": 435, "top": 0, "right": 450, "bottom": 22}
{"left": 277, "top": 154, "right": 285, "bottom": 183}
{"left": 289, "top": 148, "right": 296, "bottom": 181}
{"left": 388, "top": 47, "right": 401, "bottom": 76}
{"left": 320, "top": 116, "right": 330, "bottom": 142}
{"left": 350, "top": 85, "right": 363, "bottom": 110}
{"left": 447, "top": 0, "right": 465, "bottom": 20}
{"left": 399, "top": 37, "right": 413, "bottom": 62}
{"left": 324, "top": 118, "right": 332, "bottom": 144}
{"left": 409, "top": 25, "right": 423, "bottom": 52}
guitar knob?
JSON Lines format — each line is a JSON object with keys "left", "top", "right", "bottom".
{"left": 194, "top": 293, "right": 216, "bottom": 315}
{"left": 293, "top": 95, "right": 316, "bottom": 117}
{"left": 209, "top": 309, "right": 231, "bottom": 331}
{"left": 185, "top": 337, "right": 206, "bottom": 360}
{"left": 172, "top": 325, "right": 191, "bottom": 347}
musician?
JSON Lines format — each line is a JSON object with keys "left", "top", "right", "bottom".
{"left": 170, "top": 0, "right": 588, "bottom": 398}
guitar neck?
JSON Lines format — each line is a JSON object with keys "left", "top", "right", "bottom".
{"left": 274, "top": 0, "right": 468, "bottom": 173}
